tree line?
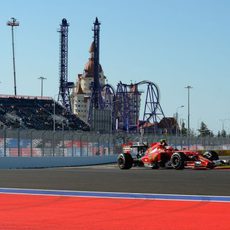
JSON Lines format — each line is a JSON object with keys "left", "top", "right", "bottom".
{"left": 180, "top": 121, "right": 228, "bottom": 137}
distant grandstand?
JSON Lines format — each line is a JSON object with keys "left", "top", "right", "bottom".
{"left": 0, "top": 95, "right": 89, "bottom": 131}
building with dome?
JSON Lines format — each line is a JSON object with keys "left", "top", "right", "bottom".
{"left": 71, "top": 42, "right": 107, "bottom": 124}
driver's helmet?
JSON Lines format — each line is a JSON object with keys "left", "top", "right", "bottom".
{"left": 160, "top": 139, "right": 167, "bottom": 147}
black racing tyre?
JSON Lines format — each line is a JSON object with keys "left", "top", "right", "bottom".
{"left": 170, "top": 152, "right": 185, "bottom": 169}
{"left": 151, "top": 162, "right": 159, "bottom": 169}
{"left": 117, "top": 153, "right": 133, "bottom": 169}
{"left": 158, "top": 152, "right": 171, "bottom": 168}
{"left": 203, "top": 151, "right": 219, "bottom": 161}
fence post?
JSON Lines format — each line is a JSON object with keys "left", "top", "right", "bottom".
{"left": 3, "top": 128, "right": 7, "bottom": 157}
{"left": 62, "top": 130, "right": 65, "bottom": 156}
{"left": 98, "top": 133, "right": 101, "bottom": 155}
{"left": 17, "top": 129, "right": 20, "bottom": 157}
{"left": 86, "top": 133, "right": 89, "bottom": 156}
{"left": 71, "top": 132, "right": 74, "bottom": 157}
{"left": 52, "top": 131, "right": 55, "bottom": 157}
{"left": 80, "top": 133, "right": 83, "bottom": 156}
{"left": 42, "top": 131, "right": 46, "bottom": 157}
{"left": 108, "top": 134, "right": 110, "bottom": 155}
{"left": 30, "top": 130, "right": 33, "bottom": 157}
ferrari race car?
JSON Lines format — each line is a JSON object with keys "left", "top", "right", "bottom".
{"left": 117, "top": 141, "right": 229, "bottom": 170}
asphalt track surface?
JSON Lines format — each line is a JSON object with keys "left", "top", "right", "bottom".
{"left": 0, "top": 164, "right": 229, "bottom": 196}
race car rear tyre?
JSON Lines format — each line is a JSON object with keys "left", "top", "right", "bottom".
{"left": 151, "top": 163, "right": 159, "bottom": 169}
{"left": 203, "top": 151, "right": 219, "bottom": 161}
{"left": 170, "top": 152, "right": 185, "bottom": 169}
{"left": 117, "top": 153, "right": 133, "bottom": 169}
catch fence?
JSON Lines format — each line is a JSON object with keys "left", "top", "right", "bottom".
{"left": 0, "top": 129, "right": 230, "bottom": 157}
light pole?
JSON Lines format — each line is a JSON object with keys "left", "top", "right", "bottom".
{"left": 185, "top": 86, "right": 192, "bottom": 135}
{"left": 7, "top": 17, "right": 19, "bottom": 96}
{"left": 38, "top": 76, "right": 47, "bottom": 97}
{"left": 176, "top": 105, "right": 184, "bottom": 136}
{"left": 53, "top": 94, "right": 59, "bottom": 132}
{"left": 53, "top": 98, "right": 56, "bottom": 132}
{"left": 185, "top": 86, "right": 192, "bottom": 149}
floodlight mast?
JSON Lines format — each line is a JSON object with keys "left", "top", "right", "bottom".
{"left": 38, "top": 76, "right": 47, "bottom": 97}
{"left": 185, "top": 85, "right": 192, "bottom": 136}
{"left": 185, "top": 85, "right": 192, "bottom": 149}
{"left": 7, "top": 17, "right": 19, "bottom": 96}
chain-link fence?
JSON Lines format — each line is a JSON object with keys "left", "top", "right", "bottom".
{"left": 0, "top": 129, "right": 230, "bottom": 157}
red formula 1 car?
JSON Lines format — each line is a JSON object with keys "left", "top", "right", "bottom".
{"left": 117, "top": 141, "right": 228, "bottom": 170}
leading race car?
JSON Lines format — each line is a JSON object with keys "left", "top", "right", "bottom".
{"left": 117, "top": 140, "right": 229, "bottom": 170}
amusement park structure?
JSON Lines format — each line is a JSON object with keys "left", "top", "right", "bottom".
{"left": 115, "top": 81, "right": 165, "bottom": 132}
{"left": 0, "top": 17, "right": 171, "bottom": 133}
{"left": 87, "top": 17, "right": 108, "bottom": 126}
{"left": 70, "top": 17, "right": 173, "bottom": 133}
{"left": 90, "top": 17, "right": 104, "bottom": 110}
{"left": 83, "top": 18, "right": 166, "bottom": 131}
{"left": 58, "top": 18, "right": 74, "bottom": 113}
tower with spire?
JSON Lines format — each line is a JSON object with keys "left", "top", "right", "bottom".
{"left": 71, "top": 18, "right": 114, "bottom": 132}
{"left": 71, "top": 41, "right": 106, "bottom": 123}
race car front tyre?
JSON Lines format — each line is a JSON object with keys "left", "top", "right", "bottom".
{"left": 170, "top": 152, "right": 185, "bottom": 169}
{"left": 203, "top": 151, "right": 219, "bottom": 161}
{"left": 117, "top": 153, "right": 133, "bottom": 169}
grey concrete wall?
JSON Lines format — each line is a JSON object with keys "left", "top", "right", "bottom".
{"left": 0, "top": 155, "right": 118, "bottom": 169}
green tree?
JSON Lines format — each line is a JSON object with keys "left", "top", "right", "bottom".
{"left": 181, "top": 121, "right": 187, "bottom": 136}
{"left": 198, "top": 122, "right": 212, "bottom": 137}
{"left": 217, "top": 131, "right": 221, "bottom": 137}
{"left": 221, "top": 129, "right": 227, "bottom": 137}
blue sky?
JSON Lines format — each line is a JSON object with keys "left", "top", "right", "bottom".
{"left": 0, "top": 0, "right": 230, "bottom": 134}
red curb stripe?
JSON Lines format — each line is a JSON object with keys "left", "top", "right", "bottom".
{"left": 0, "top": 194, "right": 229, "bottom": 230}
